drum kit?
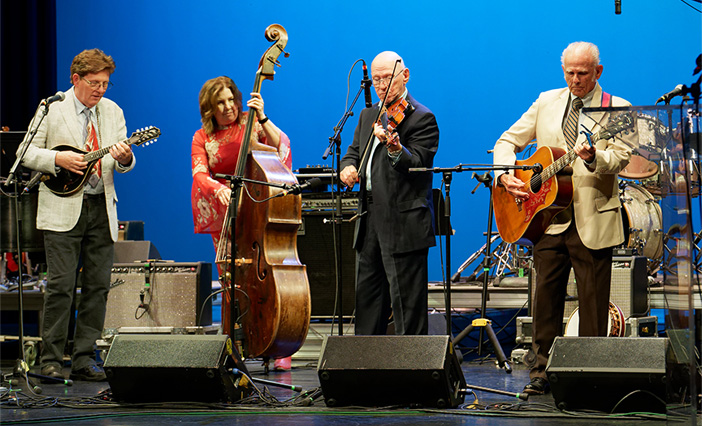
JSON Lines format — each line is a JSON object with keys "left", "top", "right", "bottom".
{"left": 617, "top": 112, "right": 700, "bottom": 275}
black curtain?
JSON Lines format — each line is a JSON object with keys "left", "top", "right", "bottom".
{"left": 1, "top": 0, "right": 57, "bottom": 132}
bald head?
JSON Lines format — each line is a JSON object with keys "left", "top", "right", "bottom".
{"left": 370, "top": 51, "right": 410, "bottom": 104}
{"left": 372, "top": 51, "right": 405, "bottom": 69}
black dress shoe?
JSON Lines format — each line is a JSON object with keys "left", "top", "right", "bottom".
{"left": 70, "top": 364, "right": 107, "bottom": 382}
{"left": 40, "top": 364, "right": 65, "bottom": 383}
{"left": 523, "top": 377, "right": 550, "bottom": 395}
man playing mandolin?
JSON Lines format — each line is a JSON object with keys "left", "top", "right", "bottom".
{"left": 493, "top": 42, "right": 633, "bottom": 395}
{"left": 17, "top": 48, "right": 135, "bottom": 382}
{"left": 340, "top": 51, "right": 439, "bottom": 336}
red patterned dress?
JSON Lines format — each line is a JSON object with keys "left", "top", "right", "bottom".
{"left": 191, "top": 111, "right": 292, "bottom": 259}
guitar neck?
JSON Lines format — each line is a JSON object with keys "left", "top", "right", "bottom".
{"left": 541, "top": 131, "right": 606, "bottom": 181}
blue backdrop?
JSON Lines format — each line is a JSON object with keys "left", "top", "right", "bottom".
{"left": 54, "top": 1, "right": 701, "bottom": 282}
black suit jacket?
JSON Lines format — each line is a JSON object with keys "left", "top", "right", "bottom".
{"left": 340, "top": 93, "right": 439, "bottom": 255}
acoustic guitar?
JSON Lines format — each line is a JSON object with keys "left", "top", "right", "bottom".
{"left": 493, "top": 114, "right": 634, "bottom": 245}
{"left": 42, "top": 127, "right": 160, "bottom": 196}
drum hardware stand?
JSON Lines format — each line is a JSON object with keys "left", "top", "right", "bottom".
{"left": 3, "top": 98, "right": 70, "bottom": 390}
{"left": 450, "top": 233, "right": 500, "bottom": 283}
{"left": 322, "top": 59, "right": 369, "bottom": 335}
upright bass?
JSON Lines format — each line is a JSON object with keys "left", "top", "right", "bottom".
{"left": 216, "top": 24, "right": 310, "bottom": 359}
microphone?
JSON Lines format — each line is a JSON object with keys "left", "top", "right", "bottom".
{"left": 362, "top": 61, "right": 373, "bottom": 108}
{"left": 44, "top": 91, "right": 66, "bottom": 106}
{"left": 656, "top": 84, "right": 685, "bottom": 104}
{"left": 615, "top": 0, "right": 621, "bottom": 14}
{"left": 22, "top": 172, "right": 44, "bottom": 193}
{"left": 281, "top": 177, "right": 323, "bottom": 196}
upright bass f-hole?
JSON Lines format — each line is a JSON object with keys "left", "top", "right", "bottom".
{"left": 252, "top": 241, "right": 267, "bottom": 281}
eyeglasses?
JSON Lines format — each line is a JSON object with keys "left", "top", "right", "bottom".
{"left": 81, "top": 77, "right": 113, "bottom": 90}
{"left": 372, "top": 69, "right": 405, "bottom": 87}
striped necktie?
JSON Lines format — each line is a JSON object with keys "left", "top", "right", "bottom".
{"left": 563, "top": 97, "right": 583, "bottom": 149}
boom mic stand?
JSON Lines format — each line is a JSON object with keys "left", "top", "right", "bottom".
{"left": 410, "top": 163, "right": 542, "bottom": 374}
{"left": 3, "top": 99, "right": 72, "bottom": 390}
{"left": 452, "top": 171, "right": 511, "bottom": 373}
{"left": 322, "top": 59, "right": 369, "bottom": 335}
{"left": 215, "top": 172, "right": 292, "bottom": 371}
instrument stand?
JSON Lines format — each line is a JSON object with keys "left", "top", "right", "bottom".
{"left": 322, "top": 64, "right": 369, "bottom": 335}
{"left": 440, "top": 170, "right": 455, "bottom": 335}
{"left": 3, "top": 101, "right": 69, "bottom": 391}
{"left": 453, "top": 172, "right": 512, "bottom": 373}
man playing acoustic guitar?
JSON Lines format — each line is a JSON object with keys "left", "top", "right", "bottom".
{"left": 493, "top": 42, "right": 633, "bottom": 395}
{"left": 17, "top": 49, "right": 135, "bottom": 382}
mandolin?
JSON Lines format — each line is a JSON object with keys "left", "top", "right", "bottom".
{"left": 43, "top": 127, "right": 160, "bottom": 196}
{"left": 493, "top": 113, "right": 634, "bottom": 245}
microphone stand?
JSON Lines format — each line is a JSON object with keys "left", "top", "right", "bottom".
{"left": 409, "top": 163, "right": 541, "bottom": 373}
{"left": 215, "top": 173, "right": 290, "bottom": 371}
{"left": 322, "top": 71, "right": 367, "bottom": 335}
{"left": 3, "top": 100, "right": 72, "bottom": 391}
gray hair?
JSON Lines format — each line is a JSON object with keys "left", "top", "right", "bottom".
{"left": 561, "top": 42, "right": 600, "bottom": 66}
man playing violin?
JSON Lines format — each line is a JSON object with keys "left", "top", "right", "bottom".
{"left": 340, "top": 51, "right": 439, "bottom": 335}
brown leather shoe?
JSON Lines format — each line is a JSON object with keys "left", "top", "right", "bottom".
{"left": 40, "top": 364, "right": 65, "bottom": 383}
{"left": 523, "top": 377, "right": 550, "bottom": 395}
{"left": 70, "top": 364, "right": 107, "bottom": 382}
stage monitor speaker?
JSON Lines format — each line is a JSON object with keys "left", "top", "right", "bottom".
{"left": 113, "top": 240, "right": 161, "bottom": 263}
{"left": 317, "top": 335, "right": 466, "bottom": 408}
{"left": 546, "top": 336, "right": 668, "bottom": 413}
{"left": 104, "top": 334, "right": 250, "bottom": 403}
{"left": 297, "top": 212, "right": 356, "bottom": 317}
{"left": 118, "top": 220, "right": 144, "bottom": 241}
{"left": 105, "top": 262, "right": 212, "bottom": 330}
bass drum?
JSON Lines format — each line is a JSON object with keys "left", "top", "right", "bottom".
{"left": 564, "top": 301, "right": 625, "bottom": 337}
{"left": 620, "top": 182, "right": 663, "bottom": 273}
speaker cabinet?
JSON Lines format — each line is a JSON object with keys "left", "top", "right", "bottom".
{"left": 104, "top": 334, "right": 250, "bottom": 403}
{"left": 297, "top": 212, "right": 356, "bottom": 317}
{"left": 546, "top": 337, "right": 668, "bottom": 412}
{"left": 105, "top": 262, "right": 212, "bottom": 330}
{"left": 317, "top": 335, "right": 466, "bottom": 408}
{"left": 113, "top": 240, "right": 161, "bottom": 263}
{"left": 117, "top": 220, "right": 144, "bottom": 241}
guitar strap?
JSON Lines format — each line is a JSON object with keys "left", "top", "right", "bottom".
{"left": 601, "top": 91, "right": 611, "bottom": 108}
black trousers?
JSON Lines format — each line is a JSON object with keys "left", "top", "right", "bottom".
{"left": 41, "top": 195, "right": 113, "bottom": 370}
{"left": 354, "top": 202, "right": 429, "bottom": 336}
{"left": 530, "top": 221, "right": 613, "bottom": 379}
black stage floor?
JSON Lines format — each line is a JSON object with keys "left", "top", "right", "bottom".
{"left": 1, "top": 354, "right": 689, "bottom": 425}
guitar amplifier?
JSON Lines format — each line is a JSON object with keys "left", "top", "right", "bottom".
{"left": 105, "top": 262, "right": 212, "bottom": 331}
{"left": 531, "top": 256, "right": 648, "bottom": 318}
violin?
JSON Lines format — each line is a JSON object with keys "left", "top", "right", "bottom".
{"left": 376, "top": 96, "right": 414, "bottom": 144}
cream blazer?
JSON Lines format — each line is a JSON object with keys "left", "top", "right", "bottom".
{"left": 493, "top": 84, "right": 633, "bottom": 250}
{"left": 17, "top": 86, "right": 135, "bottom": 242}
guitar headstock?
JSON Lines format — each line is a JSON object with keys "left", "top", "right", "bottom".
{"left": 600, "top": 112, "right": 635, "bottom": 140}
{"left": 128, "top": 126, "right": 161, "bottom": 147}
